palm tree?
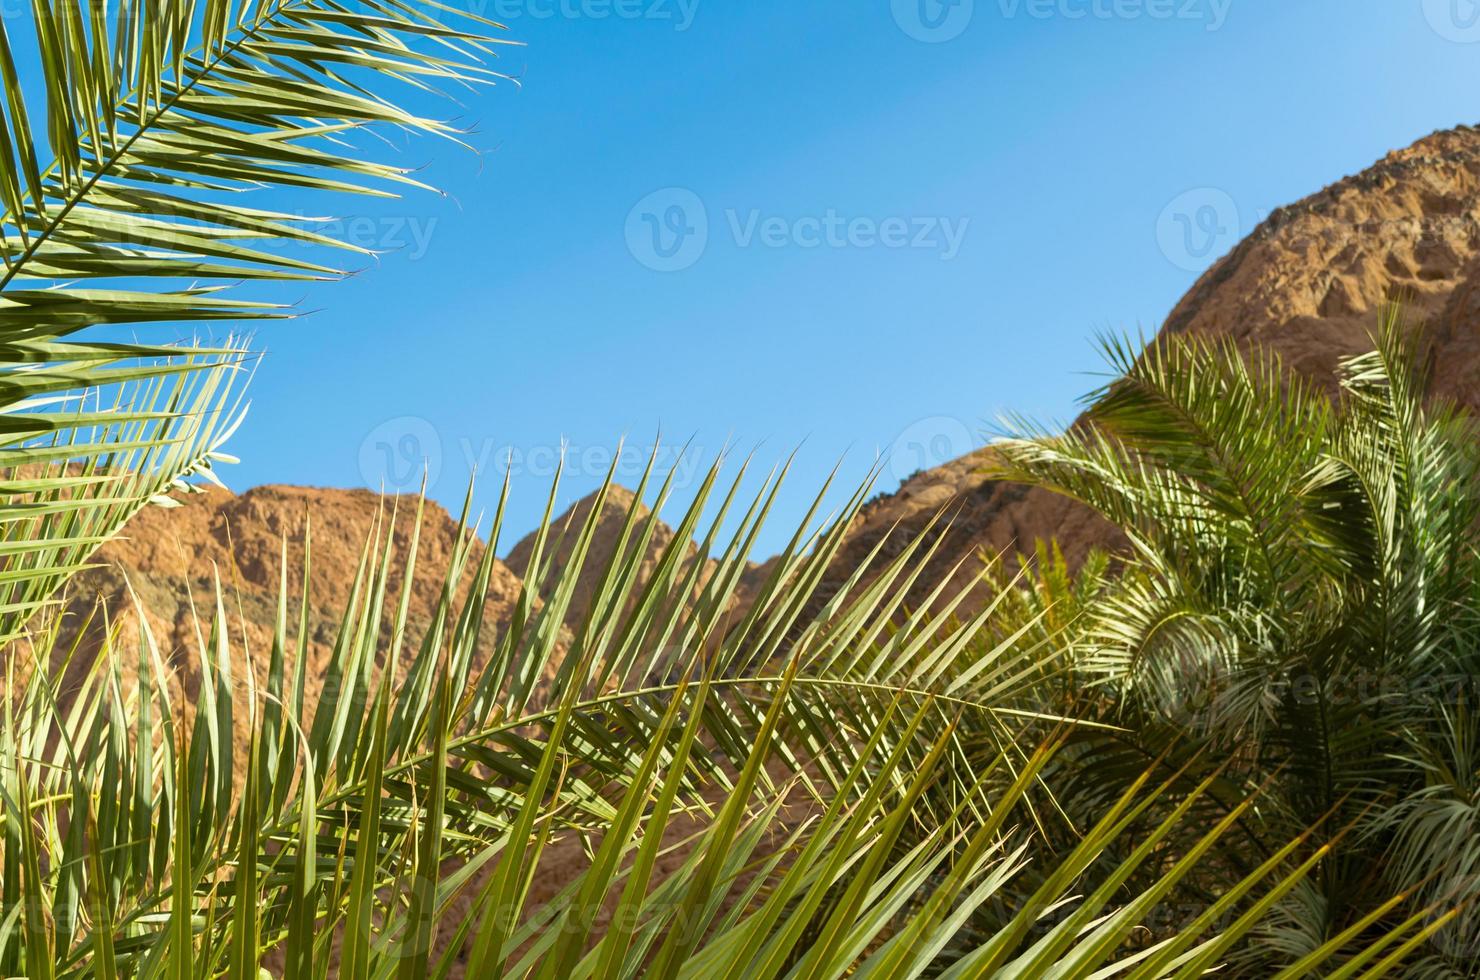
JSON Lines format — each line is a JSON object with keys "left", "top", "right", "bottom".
{"left": 0, "top": 2, "right": 1454, "bottom": 973}
{"left": 994, "top": 311, "right": 1480, "bottom": 974}
{"left": 2, "top": 451, "right": 1425, "bottom": 976}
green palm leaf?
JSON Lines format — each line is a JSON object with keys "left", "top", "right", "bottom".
{"left": 4, "top": 448, "right": 1450, "bottom": 975}
{"left": 0, "top": 0, "right": 508, "bottom": 644}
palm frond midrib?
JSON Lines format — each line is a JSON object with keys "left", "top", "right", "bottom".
{"left": 0, "top": 0, "right": 317, "bottom": 293}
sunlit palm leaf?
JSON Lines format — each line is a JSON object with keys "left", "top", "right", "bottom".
{"left": 0, "top": 0, "right": 507, "bottom": 643}
{"left": 4, "top": 448, "right": 1449, "bottom": 975}
{"left": 996, "top": 311, "right": 1480, "bottom": 974}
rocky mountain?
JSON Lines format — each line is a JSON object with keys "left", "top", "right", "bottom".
{"left": 51, "top": 486, "right": 523, "bottom": 711}
{"left": 58, "top": 481, "right": 722, "bottom": 703}
{"left": 31, "top": 121, "right": 1480, "bottom": 978}
{"left": 87, "top": 485, "right": 522, "bottom": 645}
{"left": 503, "top": 483, "right": 711, "bottom": 631}
{"left": 1162, "top": 124, "right": 1480, "bottom": 403}
{"left": 826, "top": 124, "right": 1480, "bottom": 603}
{"left": 53, "top": 124, "right": 1480, "bottom": 691}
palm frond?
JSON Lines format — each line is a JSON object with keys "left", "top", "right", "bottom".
{"left": 0, "top": 0, "right": 507, "bottom": 645}
{"left": 1, "top": 453, "right": 1438, "bottom": 975}
{"left": 997, "top": 313, "right": 1480, "bottom": 973}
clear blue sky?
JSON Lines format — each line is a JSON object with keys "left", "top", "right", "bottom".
{"left": 213, "top": 0, "right": 1480, "bottom": 557}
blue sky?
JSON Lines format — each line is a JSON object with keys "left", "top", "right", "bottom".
{"left": 206, "top": 0, "right": 1480, "bottom": 556}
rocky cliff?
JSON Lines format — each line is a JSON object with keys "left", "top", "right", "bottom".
{"left": 827, "top": 124, "right": 1480, "bottom": 603}
{"left": 55, "top": 125, "right": 1480, "bottom": 685}
{"left": 32, "top": 122, "right": 1480, "bottom": 977}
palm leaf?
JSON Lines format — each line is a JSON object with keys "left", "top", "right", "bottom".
{"left": 0, "top": 0, "right": 508, "bottom": 645}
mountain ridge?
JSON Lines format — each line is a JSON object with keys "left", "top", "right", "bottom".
{"left": 61, "top": 123, "right": 1480, "bottom": 668}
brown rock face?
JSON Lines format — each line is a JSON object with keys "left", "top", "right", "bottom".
{"left": 1163, "top": 124, "right": 1480, "bottom": 404}
{"left": 65, "top": 125, "right": 1480, "bottom": 657}
{"left": 87, "top": 484, "right": 522, "bottom": 636}
{"left": 828, "top": 450, "right": 1118, "bottom": 611}
{"left": 56, "top": 480, "right": 737, "bottom": 710}
{"left": 57, "top": 480, "right": 735, "bottom": 700}
{"left": 58, "top": 125, "right": 1480, "bottom": 670}
{"left": 829, "top": 124, "right": 1480, "bottom": 601}
{"left": 53, "top": 485, "right": 524, "bottom": 726}
{"left": 504, "top": 484, "right": 706, "bottom": 631}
